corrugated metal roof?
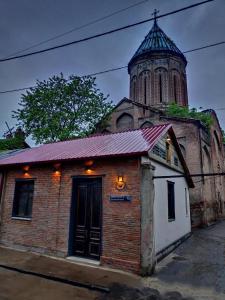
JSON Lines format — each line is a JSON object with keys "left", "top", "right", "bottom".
{"left": 129, "top": 20, "right": 186, "bottom": 67}
{"left": 0, "top": 149, "right": 28, "bottom": 161}
{"left": 0, "top": 124, "right": 171, "bottom": 167}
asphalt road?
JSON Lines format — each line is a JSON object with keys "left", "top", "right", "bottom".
{"left": 146, "top": 220, "right": 225, "bottom": 299}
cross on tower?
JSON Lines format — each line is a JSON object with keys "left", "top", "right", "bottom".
{"left": 152, "top": 9, "right": 159, "bottom": 24}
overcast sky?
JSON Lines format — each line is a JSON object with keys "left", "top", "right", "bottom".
{"left": 0, "top": 0, "right": 224, "bottom": 141}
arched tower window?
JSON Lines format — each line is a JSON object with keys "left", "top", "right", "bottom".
{"left": 138, "top": 70, "right": 150, "bottom": 105}
{"left": 154, "top": 67, "right": 168, "bottom": 105}
{"left": 171, "top": 69, "right": 181, "bottom": 104}
{"left": 116, "top": 113, "right": 134, "bottom": 131}
{"left": 144, "top": 76, "right": 147, "bottom": 104}
{"left": 130, "top": 76, "right": 137, "bottom": 101}
{"left": 173, "top": 75, "right": 177, "bottom": 103}
{"left": 159, "top": 74, "right": 162, "bottom": 103}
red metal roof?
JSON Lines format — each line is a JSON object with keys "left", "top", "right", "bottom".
{"left": 0, "top": 124, "right": 171, "bottom": 167}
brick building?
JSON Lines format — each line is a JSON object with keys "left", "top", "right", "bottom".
{"left": 0, "top": 125, "right": 193, "bottom": 274}
{"left": 98, "top": 18, "right": 225, "bottom": 227}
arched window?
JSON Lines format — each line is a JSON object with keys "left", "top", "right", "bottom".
{"left": 140, "top": 121, "right": 154, "bottom": 128}
{"left": 131, "top": 76, "right": 137, "bottom": 101}
{"left": 171, "top": 69, "right": 181, "bottom": 104}
{"left": 173, "top": 75, "right": 177, "bottom": 103}
{"left": 116, "top": 113, "right": 134, "bottom": 130}
{"left": 138, "top": 70, "right": 150, "bottom": 105}
{"left": 154, "top": 67, "right": 168, "bottom": 104}
{"left": 159, "top": 74, "right": 162, "bottom": 103}
{"left": 144, "top": 77, "right": 147, "bottom": 104}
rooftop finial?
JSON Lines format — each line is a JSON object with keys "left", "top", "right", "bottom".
{"left": 152, "top": 9, "right": 159, "bottom": 25}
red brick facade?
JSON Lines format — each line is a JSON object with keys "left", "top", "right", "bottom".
{"left": 0, "top": 157, "right": 142, "bottom": 273}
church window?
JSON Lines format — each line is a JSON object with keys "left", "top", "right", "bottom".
{"left": 116, "top": 113, "right": 134, "bottom": 131}
{"left": 155, "top": 67, "right": 168, "bottom": 104}
{"left": 173, "top": 75, "right": 177, "bottom": 103}
{"left": 131, "top": 76, "right": 137, "bottom": 101}
{"left": 144, "top": 77, "right": 147, "bottom": 104}
{"left": 159, "top": 74, "right": 163, "bottom": 103}
{"left": 133, "top": 80, "right": 136, "bottom": 101}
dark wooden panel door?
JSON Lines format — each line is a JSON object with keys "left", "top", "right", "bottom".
{"left": 71, "top": 178, "right": 102, "bottom": 260}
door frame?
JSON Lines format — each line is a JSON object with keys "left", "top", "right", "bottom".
{"left": 68, "top": 176, "right": 103, "bottom": 259}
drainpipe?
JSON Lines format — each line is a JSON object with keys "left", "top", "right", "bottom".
{"left": 140, "top": 156, "right": 156, "bottom": 275}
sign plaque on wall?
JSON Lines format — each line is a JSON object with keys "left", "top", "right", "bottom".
{"left": 110, "top": 195, "right": 132, "bottom": 202}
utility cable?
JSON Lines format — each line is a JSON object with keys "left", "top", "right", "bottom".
{"left": 0, "top": 0, "right": 214, "bottom": 63}
{"left": 0, "top": 37, "right": 225, "bottom": 95}
{"left": 3, "top": 0, "right": 150, "bottom": 59}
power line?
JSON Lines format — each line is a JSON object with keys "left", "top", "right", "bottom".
{"left": 1, "top": 36, "right": 225, "bottom": 95}
{"left": 0, "top": 0, "right": 214, "bottom": 63}
{"left": 183, "top": 40, "right": 225, "bottom": 54}
{"left": 3, "top": 0, "right": 150, "bottom": 59}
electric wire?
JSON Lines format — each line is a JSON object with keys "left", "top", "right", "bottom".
{"left": 0, "top": 0, "right": 214, "bottom": 63}
{"left": 0, "top": 37, "right": 225, "bottom": 96}
{"left": 3, "top": 0, "right": 150, "bottom": 59}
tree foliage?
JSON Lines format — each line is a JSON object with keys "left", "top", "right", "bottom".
{"left": 222, "top": 130, "right": 225, "bottom": 144}
{"left": 13, "top": 74, "right": 114, "bottom": 144}
{"left": 0, "top": 136, "right": 24, "bottom": 152}
{"left": 166, "top": 103, "right": 213, "bottom": 129}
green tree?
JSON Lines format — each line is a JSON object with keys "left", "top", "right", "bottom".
{"left": 13, "top": 74, "right": 114, "bottom": 144}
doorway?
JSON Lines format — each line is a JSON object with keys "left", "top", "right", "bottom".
{"left": 69, "top": 177, "right": 102, "bottom": 260}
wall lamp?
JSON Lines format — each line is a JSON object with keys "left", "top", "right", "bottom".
{"left": 84, "top": 160, "right": 94, "bottom": 174}
{"left": 53, "top": 163, "right": 61, "bottom": 175}
{"left": 116, "top": 175, "right": 125, "bottom": 190}
{"left": 23, "top": 165, "right": 30, "bottom": 176}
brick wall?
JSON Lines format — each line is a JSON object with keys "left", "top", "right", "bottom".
{"left": 0, "top": 157, "right": 141, "bottom": 274}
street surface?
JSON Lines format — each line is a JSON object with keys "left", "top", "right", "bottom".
{"left": 0, "top": 221, "right": 225, "bottom": 299}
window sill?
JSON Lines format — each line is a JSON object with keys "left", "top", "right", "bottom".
{"left": 168, "top": 218, "right": 175, "bottom": 222}
{"left": 11, "top": 217, "right": 32, "bottom": 221}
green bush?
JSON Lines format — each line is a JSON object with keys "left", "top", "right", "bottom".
{"left": 166, "top": 103, "right": 213, "bottom": 129}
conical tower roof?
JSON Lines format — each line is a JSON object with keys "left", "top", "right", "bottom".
{"left": 128, "top": 19, "right": 187, "bottom": 71}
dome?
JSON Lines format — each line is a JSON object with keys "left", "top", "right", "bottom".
{"left": 128, "top": 20, "right": 187, "bottom": 71}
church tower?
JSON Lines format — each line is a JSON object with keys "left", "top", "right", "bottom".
{"left": 128, "top": 12, "right": 188, "bottom": 109}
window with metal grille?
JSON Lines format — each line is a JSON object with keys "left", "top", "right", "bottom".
{"left": 168, "top": 181, "right": 175, "bottom": 221}
{"left": 12, "top": 180, "right": 34, "bottom": 218}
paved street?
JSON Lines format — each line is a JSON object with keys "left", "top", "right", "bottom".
{"left": 0, "top": 221, "right": 225, "bottom": 299}
{"left": 146, "top": 220, "right": 225, "bottom": 299}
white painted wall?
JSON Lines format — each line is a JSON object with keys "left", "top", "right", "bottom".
{"left": 151, "top": 160, "right": 191, "bottom": 253}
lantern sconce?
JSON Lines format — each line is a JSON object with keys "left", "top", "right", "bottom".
{"left": 53, "top": 163, "right": 61, "bottom": 176}
{"left": 23, "top": 165, "right": 30, "bottom": 176}
{"left": 116, "top": 175, "right": 125, "bottom": 190}
{"left": 84, "top": 160, "right": 94, "bottom": 174}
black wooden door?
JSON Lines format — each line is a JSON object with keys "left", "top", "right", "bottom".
{"left": 70, "top": 178, "right": 102, "bottom": 260}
